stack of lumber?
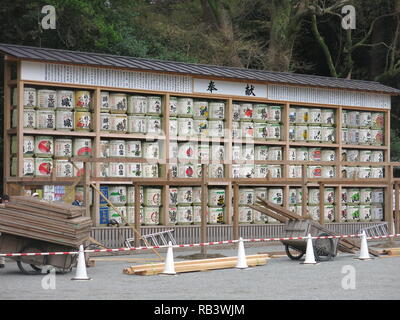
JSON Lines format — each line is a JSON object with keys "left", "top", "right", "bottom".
{"left": 382, "top": 248, "right": 400, "bottom": 256}
{"left": 0, "top": 196, "right": 92, "bottom": 248}
{"left": 123, "top": 254, "right": 269, "bottom": 276}
{"left": 250, "top": 197, "right": 380, "bottom": 257}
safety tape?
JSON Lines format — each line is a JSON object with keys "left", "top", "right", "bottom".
{"left": 1, "top": 233, "right": 400, "bottom": 257}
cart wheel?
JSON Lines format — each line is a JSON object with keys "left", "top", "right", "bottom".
{"left": 285, "top": 245, "right": 305, "bottom": 260}
{"left": 16, "top": 245, "right": 47, "bottom": 275}
{"left": 314, "top": 233, "right": 334, "bottom": 261}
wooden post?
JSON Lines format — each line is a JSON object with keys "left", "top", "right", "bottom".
{"left": 233, "top": 182, "right": 239, "bottom": 240}
{"left": 134, "top": 183, "right": 141, "bottom": 248}
{"left": 201, "top": 164, "right": 208, "bottom": 256}
{"left": 83, "top": 162, "right": 91, "bottom": 218}
{"left": 395, "top": 182, "right": 399, "bottom": 234}
{"left": 3, "top": 61, "right": 12, "bottom": 194}
{"left": 301, "top": 165, "right": 308, "bottom": 217}
{"left": 319, "top": 183, "right": 325, "bottom": 225}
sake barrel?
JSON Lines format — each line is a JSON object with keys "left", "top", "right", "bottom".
{"left": 168, "top": 207, "right": 178, "bottom": 225}
{"left": 269, "top": 165, "right": 282, "bottom": 178}
{"left": 371, "top": 204, "right": 384, "bottom": 221}
{"left": 193, "top": 100, "right": 209, "bottom": 119}
{"left": 177, "top": 163, "right": 197, "bottom": 178}
{"left": 287, "top": 108, "right": 295, "bottom": 124}
{"left": 22, "top": 136, "right": 35, "bottom": 157}
{"left": 100, "top": 113, "right": 111, "bottom": 132}
{"left": 75, "top": 90, "right": 91, "bottom": 111}
{"left": 288, "top": 148, "right": 297, "bottom": 161}
{"left": 254, "top": 209, "right": 268, "bottom": 224}
{"left": 34, "top": 136, "right": 54, "bottom": 157}
{"left": 232, "top": 145, "right": 242, "bottom": 161}
{"left": 360, "top": 188, "right": 372, "bottom": 204}
{"left": 347, "top": 188, "right": 360, "bottom": 203}
{"left": 109, "top": 140, "right": 126, "bottom": 158}
{"left": 309, "top": 148, "right": 321, "bottom": 161}
{"left": 72, "top": 161, "right": 84, "bottom": 177}
{"left": 209, "top": 164, "right": 224, "bottom": 178}
{"left": 177, "top": 97, "right": 194, "bottom": 117}
{"left": 37, "top": 89, "right": 57, "bottom": 109}
{"left": 321, "top": 149, "right": 335, "bottom": 162}
{"left": 295, "top": 125, "right": 308, "bottom": 141}
{"left": 126, "top": 163, "right": 142, "bottom": 178}
{"left": 347, "top": 111, "right": 360, "bottom": 127}
{"left": 22, "top": 87, "right": 37, "bottom": 108}
{"left": 358, "top": 167, "right": 371, "bottom": 179}
{"left": 55, "top": 110, "right": 74, "bottom": 131}
{"left": 109, "top": 93, "right": 127, "bottom": 114}
{"left": 307, "top": 166, "right": 322, "bottom": 178}
{"left": 341, "top": 188, "right": 348, "bottom": 203}
{"left": 36, "top": 110, "right": 55, "bottom": 130}
{"left": 288, "top": 125, "right": 295, "bottom": 141}
{"left": 126, "top": 186, "right": 144, "bottom": 205}
{"left": 308, "top": 125, "right": 322, "bottom": 142}
{"left": 74, "top": 111, "right": 91, "bottom": 131}
{"left": 242, "top": 145, "right": 254, "bottom": 161}
{"left": 341, "top": 110, "right": 348, "bottom": 127}
{"left": 73, "top": 138, "right": 92, "bottom": 157}
{"left": 110, "top": 114, "right": 127, "bottom": 133}
{"left": 254, "top": 188, "right": 268, "bottom": 200}
{"left": 34, "top": 158, "right": 53, "bottom": 176}
{"left": 208, "top": 189, "right": 225, "bottom": 207}
{"left": 147, "top": 96, "right": 162, "bottom": 115}
{"left": 268, "top": 188, "right": 283, "bottom": 205}
{"left": 211, "top": 145, "right": 225, "bottom": 161}
{"left": 268, "top": 147, "right": 283, "bottom": 160}
{"left": 169, "top": 117, "right": 178, "bottom": 136}
{"left": 144, "top": 188, "right": 162, "bottom": 206}
{"left": 324, "top": 188, "right": 335, "bottom": 204}
{"left": 239, "top": 103, "right": 253, "bottom": 121}
{"left": 240, "top": 164, "right": 254, "bottom": 178}
{"left": 109, "top": 162, "right": 126, "bottom": 178}
{"left": 126, "top": 140, "right": 142, "bottom": 158}
{"left": 295, "top": 107, "right": 309, "bottom": 124}
{"left": 55, "top": 160, "right": 74, "bottom": 177}
{"left": 371, "top": 166, "right": 384, "bottom": 178}
{"left": 23, "top": 109, "right": 36, "bottom": 129}
{"left": 307, "top": 205, "right": 320, "bottom": 221}
{"left": 197, "top": 144, "right": 210, "bottom": 161}
{"left": 177, "top": 205, "right": 193, "bottom": 224}
{"left": 371, "top": 150, "right": 384, "bottom": 162}
{"left": 254, "top": 123, "right": 268, "bottom": 139}
{"left": 255, "top": 146, "right": 269, "bottom": 160}
{"left": 232, "top": 103, "right": 240, "bottom": 122}
{"left": 321, "top": 166, "right": 335, "bottom": 178}
{"left": 146, "top": 116, "right": 162, "bottom": 134}
{"left": 193, "top": 119, "right": 208, "bottom": 136}
{"left": 346, "top": 149, "right": 359, "bottom": 162}
{"left": 177, "top": 117, "right": 194, "bottom": 136}
{"left": 143, "top": 142, "right": 160, "bottom": 159}
{"left": 99, "top": 163, "right": 109, "bottom": 178}
{"left": 128, "top": 96, "right": 147, "bottom": 115}
{"left": 208, "top": 120, "right": 225, "bottom": 137}
{"left": 125, "top": 206, "right": 135, "bottom": 224}
{"left": 127, "top": 115, "right": 147, "bottom": 133}
{"left": 371, "top": 188, "right": 384, "bottom": 203}
{"left": 11, "top": 157, "right": 34, "bottom": 176}
{"left": 371, "top": 129, "right": 384, "bottom": 145}
{"left": 359, "top": 129, "right": 371, "bottom": 145}
{"left": 308, "top": 189, "right": 320, "bottom": 205}
{"left": 288, "top": 189, "right": 298, "bottom": 205}
{"left": 342, "top": 127, "right": 349, "bottom": 144}
{"left": 100, "top": 140, "right": 110, "bottom": 158}
{"left": 239, "top": 188, "right": 254, "bottom": 205}
{"left": 359, "top": 112, "right": 372, "bottom": 128}
{"left": 253, "top": 104, "right": 269, "bottom": 122}
{"left": 168, "top": 187, "right": 178, "bottom": 206}
{"left": 109, "top": 186, "right": 128, "bottom": 206}
{"left": 169, "top": 96, "right": 178, "bottom": 116}
{"left": 193, "top": 187, "right": 202, "bottom": 205}
{"left": 208, "top": 207, "right": 224, "bottom": 224}
{"left": 100, "top": 91, "right": 110, "bottom": 112}
{"left": 308, "top": 108, "right": 322, "bottom": 125}
{"left": 268, "top": 105, "right": 282, "bottom": 123}
{"left": 296, "top": 148, "right": 309, "bottom": 161}
{"left": 347, "top": 204, "right": 360, "bottom": 221}
{"left": 340, "top": 205, "right": 348, "bottom": 222}
{"left": 359, "top": 150, "right": 372, "bottom": 162}
{"left": 288, "top": 165, "right": 302, "bottom": 178}
{"left": 324, "top": 205, "right": 335, "bottom": 222}
{"left": 266, "top": 123, "right": 281, "bottom": 140}
{"left": 56, "top": 90, "right": 74, "bottom": 110}
{"left": 371, "top": 112, "right": 384, "bottom": 129}
{"left": 109, "top": 206, "right": 126, "bottom": 225}
{"left": 321, "top": 109, "right": 335, "bottom": 126}
{"left": 178, "top": 142, "right": 196, "bottom": 160}
{"left": 255, "top": 164, "right": 268, "bottom": 178}
{"left": 321, "top": 127, "right": 335, "bottom": 143}
{"left": 239, "top": 206, "right": 253, "bottom": 223}
{"left": 232, "top": 165, "right": 241, "bottom": 178}
{"left": 241, "top": 121, "right": 254, "bottom": 138}
{"left": 54, "top": 138, "right": 73, "bottom": 158}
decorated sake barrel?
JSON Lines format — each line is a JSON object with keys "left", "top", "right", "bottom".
{"left": 341, "top": 188, "right": 348, "bottom": 203}
{"left": 253, "top": 104, "right": 269, "bottom": 122}
{"left": 239, "top": 103, "right": 253, "bottom": 121}
{"left": 308, "top": 125, "right": 322, "bottom": 142}
{"left": 295, "top": 107, "right": 308, "bottom": 124}
{"left": 100, "top": 91, "right": 110, "bottom": 112}
{"left": 254, "top": 209, "right": 268, "bottom": 224}
{"left": 71, "top": 161, "right": 83, "bottom": 177}
{"left": 100, "top": 140, "right": 110, "bottom": 158}
{"left": 254, "top": 123, "right": 268, "bottom": 139}
{"left": 268, "top": 188, "right": 283, "bottom": 205}
{"left": 208, "top": 164, "right": 224, "bottom": 178}
{"left": 55, "top": 160, "right": 74, "bottom": 177}
{"left": 321, "top": 166, "right": 335, "bottom": 178}
{"left": 359, "top": 112, "right": 372, "bottom": 128}
{"left": 193, "top": 100, "right": 209, "bottom": 119}
{"left": 371, "top": 166, "right": 384, "bottom": 178}
{"left": 360, "top": 188, "right": 372, "bottom": 204}
{"left": 193, "top": 119, "right": 208, "bottom": 136}
{"left": 324, "top": 205, "right": 335, "bottom": 222}
{"left": 371, "top": 129, "right": 384, "bottom": 145}
{"left": 232, "top": 103, "right": 240, "bottom": 121}
{"left": 371, "top": 188, "right": 384, "bottom": 203}
{"left": 208, "top": 207, "right": 224, "bottom": 224}
{"left": 342, "top": 166, "right": 358, "bottom": 178}
{"left": 177, "top": 205, "right": 193, "bottom": 224}
{"left": 359, "top": 129, "right": 371, "bottom": 145}
{"left": 309, "top": 148, "right": 321, "bottom": 161}
{"left": 75, "top": 90, "right": 91, "bottom": 111}
{"left": 371, "top": 112, "right": 384, "bottom": 129}
{"left": 168, "top": 187, "right": 178, "bottom": 206}
{"left": 73, "top": 138, "right": 92, "bottom": 157}
{"left": 193, "top": 187, "right": 202, "bottom": 205}
{"left": 342, "top": 128, "right": 349, "bottom": 144}
{"left": 34, "top": 136, "right": 54, "bottom": 157}
{"left": 371, "top": 150, "right": 384, "bottom": 162}
{"left": 110, "top": 114, "right": 127, "bottom": 133}
{"left": 208, "top": 189, "right": 225, "bottom": 207}
{"left": 125, "top": 206, "right": 135, "bottom": 224}
{"left": 54, "top": 138, "right": 73, "bottom": 158}
{"left": 295, "top": 188, "right": 303, "bottom": 204}
{"left": 99, "top": 163, "right": 109, "bottom": 177}
{"left": 266, "top": 123, "right": 281, "bottom": 140}
{"left": 340, "top": 205, "right": 347, "bottom": 221}
{"left": 34, "top": 158, "right": 53, "bottom": 176}
{"left": 255, "top": 187, "right": 268, "bottom": 201}
{"left": 288, "top": 148, "right": 296, "bottom": 161}
{"left": 168, "top": 207, "right": 178, "bottom": 225}
{"left": 169, "top": 117, "right": 178, "bottom": 136}
{"left": 100, "top": 113, "right": 111, "bottom": 132}
{"left": 74, "top": 111, "right": 91, "bottom": 131}
{"left": 268, "top": 105, "right": 282, "bottom": 123}
{"left": 240, "top": 164, "right": 254, "bottom": 178}
{"left": 176, "top": 187, "right": 193, "bottom": 205}
{"left": 255, "top": 146, "right": 268, "bottom": 160}
{"left": 308, "top": 189, "right": 320, "bottom": 205}
{"left": 147, "top": 96, "right": 162, "bottom": 115}
{"left": 296, "top": 148, "right": 308, "bottom": 161}
{"left": 55, "top": 110, "right": 74, "bottom": 131}
{"left": 231, "top": 121, "right": 240, "bottom": 138}
{"left": 143, "top": 142, "right": 160, "bottom": 159}
{"left": 196, "top": 144, "right": 208, "bottom": 161}
{"left": 169, "top": 97, "right": 178, "bottom": 116}
{"left": 288, "top": 125, "right": 295, "bottom": 140}
{"left": 348, "top": 128, "right": 359, "bottom": 144}
{"left": 56, "top": 90, "right": 74, "bottom": 110}
{"left": 211, "top": 145, "right": 225, "bottom": 161}
{"left": 208, "top": 120, "right": 225, "bottom": 137}
{"left": 371, "top": 204, "right": 384, "bottom": 221}
{"left": 38, "top": 89, "right": 57, "bottom": 109}
{"left": 358, "top": 166, "right": 371, "bottom": 179}
{"left": 126, "top": 163, "right": 142, "bottom": 178}
{"left": 346, "top": 149, "right": 359, "bottom": 162}
{"left": 239, "top": 188, "right": 254, "bottom": 205}
{"left": 288, "top": 189, "right": 298, "bottom": 205}
{"left": 144, "top": 188, "right": 162, "bottom": 206}
{"left": 347, "top": 204, "right": 360, "bottom": 221}
{"left": 307, "top": 166, "right": 322, "bottom": 178}
{"left": 341, "top": 110, "right": 348, "bottom": 127}
{"left": 232, "top": 165, "right": 240, "bottom": 178}
{"left": 308, "top": 108, "right": 322, "bottom": 125}
{"left": 109, "top": 162, "right": 126, "bottom": 178}
{"left": 126, "top": 140, "right": 141, "bottom": 158}
{"left": 307, "top": 205, "right": 320, "bottom": 221}
{"left": 109, "top": 206, "right": 127, "bottom": 225}
{"left": 239, "top": 206, "right": 253, "bottom": 223}
{"left": 128, "top": 115, "right": 147, "bottom": 133}
{"left": 269, "top": 165, "right": 282, "bottom": 178}
{"left": 255, "top": 164, "right": 268, "bottom": 178}
{"left": 22, "top": 136, "right": 35, "bottom": 156}
{"left": 268, "top": 147, "right": 282, "bottom": 160}
{"left": 232, "top": 145, "right": 242, "bottom": 161}
{"left": 288, "top": 108, "right": 296, "bottom": 124}
{"left": 23, "top": 109, "right": 36, "bottom": 129}
{"left": 241, "top": 121, "right": 254, "bottom": 138}
{"left": 347, "top": 188, "right": 360, "bottom": 203}
{"left": 146, "top": 116, "right": 162, "bottom": 134}
{"left": 126, "top": 186, "right": 144, "bottom": 205}
{"left": 347, "top": 111, "right": 360, "bottom": 128}
{"left": 36, "top": 110, "right": 55, "bottom": 130}
{"left": 321, "top": 127, "right": 335, "bottom": 143}
{"left": 321, "top": 109, "right": 335, "bottom": 126}
{"left": 11, "top": 157, "right": 34, "bottom": 176}
{"left": 109, "top": 93, "right": 127, "bottom": 114}
{"left": 128, "top": 96, "right": 147, "bottom": 115}
{"left": 242, "top": 145, "right": 254, "bottom": 161}
{"left": 109, "top": 140, "right": 126, "bottom": 158}
{"left": 21, "top": 87, "right": 37, "bottom": 108}
{"left": 177, "top": 117, "right": 194, "bottom": 136}
{"left": 321, "top": 149, "right": 335, "bottom": 162}
{"left": 177, "top": 97, "right": 194, "bottom": 117}
{"left": 295, "top": 125, "right": 308, "bottom": 141}
{"left": 178, "top": 142, "right": 196, "bottom": 160}
{"left": 178, "top": 163, "right": 196, "bottom": 178}
{"left": 324, "top": 188, "right": 335, "bottom": 204}
{"left": 359, "top": 150, "right": 372, "bottom": 162}
{"left": 288, "top": 165, "right": 302, "bottom": 178}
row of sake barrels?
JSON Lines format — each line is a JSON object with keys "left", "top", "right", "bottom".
{"left": 232, "top": 103, "right": 282, "bottom": 123}
{"left": 232, "top": 164, "right": 282, "bottom": 179}
{"left": 169, "top": 163, "right": 225, "bottom": 179}
{"left": 170, "top": 118, "right": 225, "bottom": 137}
{"left": 342, "top": 127, "right": 384, "bottom": 146}
{"left": 288, "top": 125, "right": 335, "bottom": 143}
{"left": 237, "top": 188, "right": 283, "bottom": 205}
{"left": 342, "top": 149, "right": 384, "bottom": 162}
{"left": 342, "top": 166, "right": 385, "bottom": 179}
{"left": 13, "top": 136, "right": 92, "bottom": 158}
{"left": 169, "top": 97, "right": 225, "bottom": 120}
{"left": 99, "top": 162, "right": 159, "bottom": 178}
{"left": 302, "top": 165, "right": 384, "bottom": 179}
{"left": 168, "top": 206, "right": 225, "bottom": 225}
{"left": 342, "top": 110, "right": 384, "bottom": 129}
{"left": 105, "top": 205, "right": 160, "bottom": 225}
{"left": 289, "top": 148, "right": 335, "bottom": 162}
{"left": 341, "top": 188, "right": 384, "bottom": 204}
{"left": 100, "top": 114, "right": 162, "bottom": 134}
{"left": 13, "top": 88, "right": 90, "bottom": 111}
{"left": 289, "top": 107, "right": 335, "bottom": 126}
{"left": 232, "top": 121, "right": 281, "bottom": 140}
{"left": 238, "top": 207, "right": 280, "bottom": 224}
{"left": 99, "top": 140, "right": 160, "bottom": 159}
{"left": 169, "top": 187, "right": 225, "bottom": 207}
{"left": 288, "top": 188, "right": 335, "bottom": 205}
{"left": 12, "top": 109, "right": 92, "bottom": 131}
{"left": 100, "top": 93, "right": 162, "bottom": 115}
{"left": 289, "top": 205, "right": 336, "bottom": 222}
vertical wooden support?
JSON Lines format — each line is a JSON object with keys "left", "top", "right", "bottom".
{"left": 134, "top": 183, "right": 141, "bottom": 248}
{"left": 319, "top": 183, "right": 325, "bottom": 224}
{"left": 283, "top": 185, "right": 290, "bottom": 209}
{"left": 283, "top": 103, "right": 290, "bottom": 180}
{"left": 233, "top": 182, "right": 239, "bottom": 240}
{"left": 225, "top": 98, "right": 233, "bottom": 224}
{"left": 395, "top": 182, "right": 399, "bottom": 234}
{"left": 162, "top": 94, "right": 170, "bottom": 226}
{"left": 16, "top": 63, "right": 24, "bottom": 178}
{"left": 161, "top": 185, "right": 169, "bottom": 225}
{"left": 83, "top": 162, "right": 91, "bottom": 218}
{"left": 301, "top": 165, "right": 308, "bottom": 217}
{"left": 3, "top": 61, "right": 12, "bottom": 193}
{"left": 201, "top": 164, "right": 208, "bottom": 255}
{"left": 335, "top": 185, "right": 342, "bottom": 222}
{"left": 385, "top": 164, "right": 394, "bottom": 235}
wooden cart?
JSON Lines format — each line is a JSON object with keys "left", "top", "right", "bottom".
{"left": 0, "top": 233, "right": 77, "bottom": 274}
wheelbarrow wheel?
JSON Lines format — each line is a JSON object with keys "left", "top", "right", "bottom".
{"left": 313, "top": 233, "right": 334, "bottom": 261}
{"left": 17, "top": 245, "right": 47, "bottom": 275}
{"left": 285, "top": 245, "right": 305, "bottom": 260}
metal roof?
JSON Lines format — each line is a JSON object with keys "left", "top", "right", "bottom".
{"left": 1, "top": 43, "right": 399, "bottom": 95}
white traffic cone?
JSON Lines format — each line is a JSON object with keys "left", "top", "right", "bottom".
{"left": 357, "top": 231, "right": 372, "bottom": 260}
{"left": 71, "top": 245, "right": 92, "bottom": 280}
{"left": 236, "top": 237, "right": 248, "bottom": 269}
{"left": 302, "top": 234, "right": 317, "bottom": 264}
{"left": 162, "top": 241, "right": 176, "bottom": 275}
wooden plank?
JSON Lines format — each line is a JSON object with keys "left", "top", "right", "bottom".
{"left": 248, "top": 204, "right": 289, "bottom": 223}
{"left": 256, "top": 197, "right": 302, "bottom": 220}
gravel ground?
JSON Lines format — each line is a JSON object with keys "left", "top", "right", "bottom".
{"left": 0, "top": 242, "right": 399, "bottom": 301}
